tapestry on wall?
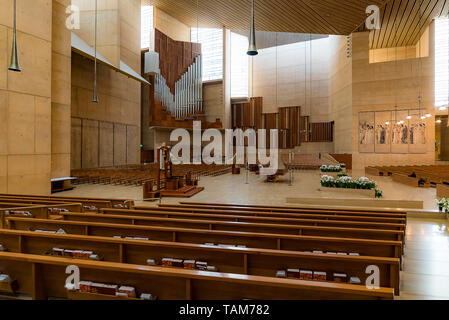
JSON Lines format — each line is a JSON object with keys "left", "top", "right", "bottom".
{"left": 409, "top": 115, "right": 427, "bottom": 154}
{"left": 374, "top": 111, "right": 392, "bottom": 153}
{"left": 391, "top": 110, "right": 409, "bottom": 154}
{"left": 358, "top": 112, "right": 375, "bottom": 153}
{"left": 358, "top": 109, "right": 427, "bottom": 154}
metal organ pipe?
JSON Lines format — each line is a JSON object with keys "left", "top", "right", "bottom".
{"left": 153, "top": 55, "right": 203, "bottom": 120}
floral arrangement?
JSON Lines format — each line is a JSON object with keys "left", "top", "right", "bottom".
{"left": 436, "top": 198, "right": 449, "bottom": 212}
{"left": 320, "top": 165, "right": 343, "bottom": 173}
{"left": 321, "top": 175, "right": 383, "bottom": 198}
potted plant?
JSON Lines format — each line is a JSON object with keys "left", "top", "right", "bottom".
{"left": 436, "top": 198, "right": 448, "bottom": 212}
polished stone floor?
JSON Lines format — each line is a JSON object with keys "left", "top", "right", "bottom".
{"left": 62, "top": 170, "right": 439, "bottom": 210}
{"left": 59, "top": 170, "right": 449, "bottom": 299}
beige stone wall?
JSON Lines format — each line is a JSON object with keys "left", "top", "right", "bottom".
{"left": 70, "top": 0, "right": 141, "bottom": 169}
{"left": 329, "top": 35, "right": 352, "bottom": 154}
{"left": 52, "top": 0, "right": 72, "bottom": 179}
{"left": 369, "top": 27, "right": 430, "bottom": 64}
{"left": 119, "top": 0, "right": 140, "bottom": 72}
{"left": 72, "top": 0, "right": 121, "bottom": 66}
{"left": 251, "top": 37, "right": 330, "bottom": 122}
{"left": 154, "top": 8, "right": 190, "bottom": 42}
{"left": 351, "top": 27, "right": 436, "bottom": 170}
{"left": 0, "top": 0, "right": 53, "bottom": 194}
{"left": 203, "top": 81, "right": 224, "bottom": 123}
{"left": 71, "top": 51, "right": 141, "bottom": 169}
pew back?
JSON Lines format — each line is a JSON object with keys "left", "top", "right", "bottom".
{"left": 0, "top": 251, "right": 394, "bottom": 300}
{"left": 100, "top": 208, "right": 406, "bottom": 231}
{"left": 0, "top": 229, "right": 400, "bottom": 294}
{"left": 60, "top": 212, "right": 405, "bottom": 243}
{"left": 5, "top": 217, "right": 403, "bottom": 260}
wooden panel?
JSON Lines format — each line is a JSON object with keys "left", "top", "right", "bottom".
{"left": 126, "top": 125, "right": 139, "bottom": 165}
{"left": 70, "top": 118, "right": 82, "bottom": 170}
{"left": 231, "top": 97, "right": 263, "bottom": 130}
{"left": 81, "top": 119, "right": 99, "bottom": 169}
{"left": 309, "top": 122, "right": 334, "bottom": 143}
{"left": 154, "top": 29, "right": 201, "bottom": 94}
{"left": 143, "top": 0, "right": 388, "bottom": 35}
{"left": 99, "top": 122, "right": 114, "bottom": 168}
{"left": 113, "top": 124, "right": 127, "bottom": 167}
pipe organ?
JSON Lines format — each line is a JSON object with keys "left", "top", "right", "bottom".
{"left": 147, "top": 29, "right": 204, "bottom": 121}
{"left": 152, "top": 55, "right": 203, "bottom": 120}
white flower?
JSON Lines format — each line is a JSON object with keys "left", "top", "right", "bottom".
{"left": 359, "top": 177, "right": 369, "bottom": 182}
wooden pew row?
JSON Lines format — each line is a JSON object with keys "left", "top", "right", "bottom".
{"left": 5, "top": 217, "right": 403, "bottom": 260}
{"left": 0, "top": 196, "right": 112, "bottom": 211}
{"left": 0, "top": 229, "right": 400, "bottom": 295}
{"left": 0, "top": 203, "right": 82, "bottom": 228}
{"left": 173, "top": 203, "right": 408, "bottom": 217}
{"left": 131, "top": 206, "right": 407, "bottom": 224}
{"left": 99, "top": 208, "right": 406, "bottom": 231}
{"left": 60, "top": 212, "right": 405, "bottom": 243}
{"left": 0, "top": 202, "right": 35, "bottom": 208}
{"left": 0, "top": 194, "right": 134, "bottom": 209}
{"left": 366, "top": 165, "right": 449, "bottom": 185}
{"left": 0, "top": 251, "right": 394, "bottom": 300}
{"left": 391, "top": 173, "right": 421, "bottom": 188}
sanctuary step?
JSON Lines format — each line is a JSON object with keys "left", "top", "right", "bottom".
{"left": 160, "top": 186, "right": 205, "bottom": 198}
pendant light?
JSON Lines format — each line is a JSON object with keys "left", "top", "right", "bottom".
{"left": 8, "top": 0, "right": 21, "bottom": 72}
{"left": 247, "top": 0, "right": 258, "bottom": 56}
{"left": 92, "top": 0, "right": 99, "bottom": 103}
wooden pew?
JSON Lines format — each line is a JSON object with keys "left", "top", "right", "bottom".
{"left": 391, "top": 173, "right": 421, "bottom": 188}
{"left": 0, "top": 229, "right": 400, "bottom": 295}
{"left": 0, "top": 194, "right": 134, "bottom": 209}
{"left": 59, "top": 212, "right": 405, "bottom": 243}
{"left": 0, "top": 203, "right": 82, "bottom": 228}
{"left": 173, "top": 203, "right": 408, "bottom": 217}
{"left": 131, "top": 206, "right": 407, "bottom": 224}
{"left": 100, "top": 208, "right": 406, "bottom": 231}
{"left": 0, "top": 251, "right": 394, "bottom": 300}
{"left": 0, "top": 196, "right": 111, "bottom": 211}
{"left": 5, "top": 217, "right": 403, "bottom": 260}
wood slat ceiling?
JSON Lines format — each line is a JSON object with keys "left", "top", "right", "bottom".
{"left": 363, "top": 0, "right": 449, "bottom": 48}
{"left": 142, "top": 0, "right": 387, "bottom": 35}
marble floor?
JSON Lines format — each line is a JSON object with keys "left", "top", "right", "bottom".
{"left": 59, "top": 170, "right": 449, "bottom": 299}
{"left": 62, "top": 170, "right": 439, "bottom": 210}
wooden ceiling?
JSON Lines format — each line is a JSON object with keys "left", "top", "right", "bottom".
{"left": 142, "top": 0, "right": 387, "bottom": 35}
{"left": 363, "top": 0, "right": 449, "bottom": 49}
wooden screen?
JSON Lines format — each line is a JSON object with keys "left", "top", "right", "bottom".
{"left": 300, "top": 116, "right": 310, "bottom": 142}
{"left": 279, "top": 106, "right": 301, "bottom": 148}
{"left": 231, "top": 97, "right": 263, "bottom": 130}
{"left": 154, "top": 29, "right": 201, "bottom": 94}
{"left": 309, "top": 122, "right": 334, "bottom": 142}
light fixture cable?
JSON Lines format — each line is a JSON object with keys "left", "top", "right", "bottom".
{"left": 8, "top": 0, "right": 21, "bottom": 72}
{"left": 92, "top": 0, "right": 99, "bottom": 103}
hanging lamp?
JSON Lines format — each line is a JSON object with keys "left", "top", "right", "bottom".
{"left": 247, "top": 0, "right": 258, "bottom": 56}
{"left": 8, "top": 0, "right": 21, "bottom": 72}
{"left": 92, "top": 0, "right": 99, "bottom": 103}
